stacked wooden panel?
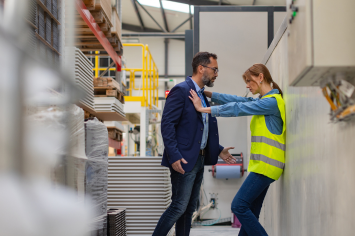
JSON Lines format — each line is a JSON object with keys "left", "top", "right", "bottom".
{"left": 66, "top": 47, "right": 95, "bottom": 111}
{"left": 83, "top": 0, "right": 112, "bottom": 23}
{"left": 107, "top": 208, "right": 127, "bottom": 236}
{"left": 111, "top": 8, "right": 121, "bottom": 38}
{"left": 107, "top": 156, "right": 172, "bottom": 235}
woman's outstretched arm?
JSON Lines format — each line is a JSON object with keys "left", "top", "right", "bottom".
{"left": 211, "top": 98, "right": 278, "bottom": 117}
{"left": 205, "top": 91, "right": 257, "bottom": 105}
{"left": 189, "top": 90, "right": 278, "bottom": 117}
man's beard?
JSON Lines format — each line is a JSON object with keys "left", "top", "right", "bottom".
{"left": 202, "top": 73, "right": 215, "bottom": 87}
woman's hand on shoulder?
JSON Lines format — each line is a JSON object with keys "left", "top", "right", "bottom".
{"left": 204, "top": 91, "right": 212, "bottom": 98}
{"left": 189, "top": 89, "right": 202, "bottom": 112}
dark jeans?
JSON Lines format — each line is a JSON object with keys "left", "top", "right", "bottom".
{"left": 231, "top": 172, "right": 275, "bottom": 236}
{"left": 152, "top": 155, "right": 205, "bottom": 236}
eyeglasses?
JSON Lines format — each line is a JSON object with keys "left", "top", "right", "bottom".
{"left": 201, "top": 65, "right": 219, "bottom": 74}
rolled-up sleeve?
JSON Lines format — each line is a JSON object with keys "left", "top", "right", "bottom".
{"left": 211, "top": 106, "right": 219, "bottom": 117}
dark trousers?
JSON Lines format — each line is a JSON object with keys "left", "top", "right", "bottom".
{"left": 231, "top": 172, "right": 275, "bottom": 236}
{"left": 152, "top": 155, "right": 205, "bottom": 236}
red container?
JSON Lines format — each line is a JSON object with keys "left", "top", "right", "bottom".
{"left": 231, "top": 213, "right": 242, "bottom": 228}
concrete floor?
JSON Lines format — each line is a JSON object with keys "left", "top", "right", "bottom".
{"left": 190, "top": 226, "right": 240, "bottom": 236}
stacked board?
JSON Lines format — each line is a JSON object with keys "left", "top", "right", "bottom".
{"left": 66, "top": 47, "right": 95, "bottom": 111}
{"left": 107, "top": 208, "right": 126, "bottom": 236}
{"left": 107, "top": 156, "right": 172, "bottom": 235}
{"left": 94, "top": 97, "right": 125, "bottom": 117}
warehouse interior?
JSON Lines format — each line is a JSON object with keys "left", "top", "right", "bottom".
{"left": 1, "top": 0, "right": 355, "bottom": 235}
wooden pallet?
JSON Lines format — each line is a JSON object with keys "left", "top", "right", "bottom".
{"left": 70, "top": 8, "right": 122, "bottom": 54}
{"left": 83, "top": 110, "right": 104, "bottom": 123}
{"left": 94, "top": 77, "right": 121, "bottom": 89}
{"left": 94, "top": 90, "right": 125, "bottom": 104}
{"left": 108, "top": 128, "right": 123, "bottom": 142}
{"left": 83, "top": 0, "right": 112, "bottom": 27}
{"left": 111, "top": 8, "right": 121, "bottom": 38}
{"left": 94, "top": 77, "right": 125, "bottom": 104}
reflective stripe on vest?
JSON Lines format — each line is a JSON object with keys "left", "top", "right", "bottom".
{"left": 250, "top": 154, "right": 285, "bottom": 169}
{"left": 251, "top": 136, "right": 286, "bottom": 151}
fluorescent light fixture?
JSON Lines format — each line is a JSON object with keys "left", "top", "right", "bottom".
{"left": 137, "top": 0, "right": 194, "bottom": 14}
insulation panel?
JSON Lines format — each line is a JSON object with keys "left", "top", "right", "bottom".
{"left": 108, "top": 156, "right": 171, "bottom": 235}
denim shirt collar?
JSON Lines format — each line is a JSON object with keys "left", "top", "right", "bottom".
{"left": 189, "top": 76, "right": 205, "bottom": 93}
{"left": 259, "top": 89, "right": 279, "bottom": 99}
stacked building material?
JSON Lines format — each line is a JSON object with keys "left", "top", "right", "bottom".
{"left": 52, "top": 0, "right": 58, "bottom": 19}
{"left": 38, "top": 7, "right": 45, "bottom": 38}
{"left": 107, "top": 156, "right": 171, "bottom": 235}
{"left": 107, "top": 208, "right": 126, "bottom": 236}
{"left": 76, "top": 0, "right": 122, "bottom": 56}
{"left": 52, "top": 21, "right": 59, "bottom": 51}
{"left": 27, "top": 0, "right": 37, "bottom": 27}
{"left": 27, "top": 105, "right": 87, "bottom": 201}
{"left": 85, "top": 118, "right": 109, "bottom": 235}
{"left": 45, "top": 0, "right": 52, "bottom": 11}
{"left": 45, "top": 14, "right": 52, "bottom": 44}
{"left": 94, "top": 97, "right": 125, "bottom": 117}
{"left": 26, "top": 0, "right": 38, "bottom": 53}
{"left": 94, "top": 77, "right": 125, "bottom": 104}
{"left": 66, "top": 47, "right": 95, "bottom": 111}
{"left": 104, "top": 121, "right": 124, "bottom": 142}
{"left": 111, "top": 8, "right": 121, "bottom": 38}
{"left": 35, "top": 0, "right": 60, "bottom": 56}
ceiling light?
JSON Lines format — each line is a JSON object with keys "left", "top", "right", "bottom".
{"left": 137, "top": 0, "right": 194, "bottom": 14}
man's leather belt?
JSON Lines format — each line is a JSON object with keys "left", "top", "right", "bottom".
{"left": 199, "top": 149, "right": 205, "bottom": 156}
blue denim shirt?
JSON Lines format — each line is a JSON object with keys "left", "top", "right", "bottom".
{"left": 211, "top": 89, "right": 283, "bottom": 135}
{"left": 191, "top": 78, "right": 209, "bottom": 149}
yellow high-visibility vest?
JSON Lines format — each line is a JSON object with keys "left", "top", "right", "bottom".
{"left": 248, "top": 93, "right": 286, "bottom": 180}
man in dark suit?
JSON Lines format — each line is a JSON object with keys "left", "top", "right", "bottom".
{"left": 152, "top": 52, "right": 236, "bottom": 236}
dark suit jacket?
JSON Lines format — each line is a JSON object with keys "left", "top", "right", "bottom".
{"left": 161, "top": 77, "right": 224, "bottom": 172}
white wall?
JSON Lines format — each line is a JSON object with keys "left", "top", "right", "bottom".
{"left": 199, "top": 11, "right": 274, "bottom": 220}
{"left": 259, "top": 20, "right": 355, "bottom": 236}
